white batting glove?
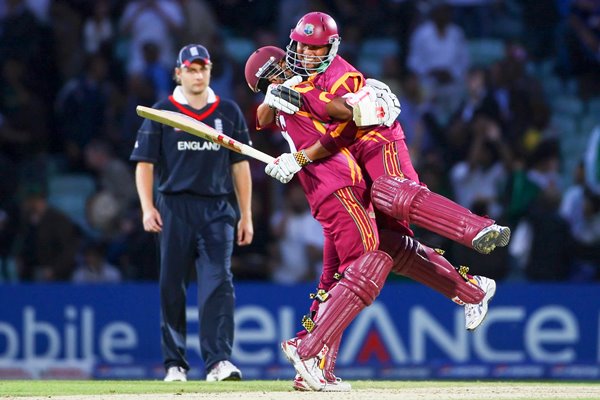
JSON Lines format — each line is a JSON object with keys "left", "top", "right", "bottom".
{"left": 367, "top": 78, "right": 401, "bottom": 126}
{"left": 282, "top": 75, "right": 302, "bottom": 88}
{"left": 263, "top": 76, "right": 303, "bottom": 114}
{"left": 344, "top": 80, "right": 401, "bottom": 127}
{"left": 265, "top": 152, "right": 304, "bottom": 183}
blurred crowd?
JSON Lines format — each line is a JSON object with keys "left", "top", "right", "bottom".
{"left": 0, "top": 0, "right": 599, "bottom": 284}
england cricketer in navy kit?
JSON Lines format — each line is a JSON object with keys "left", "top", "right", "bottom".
{"left": 130, "top": 44, "right": 253, "bottom": 383}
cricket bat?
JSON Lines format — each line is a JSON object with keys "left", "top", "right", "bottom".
{"left": 136, "top": 105, "right": 275, "bottom": 164}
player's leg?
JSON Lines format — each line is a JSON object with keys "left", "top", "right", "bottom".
{"left": 293, "top": 334, "right": 346, "bottom": 392}
{"left": 290, "top": 186, "right": 377, "bottom": 391}
{"left": 282, "top": 250, "right": 392, "bottom": 390}
{"left": 195, "top": 198, "right": 241, "bottom": 381}
{"left": 372, "top": 175, "right": 511, "bottom": 254}
{"left": 379, "top": 229, "right": 496, "bottom": 329}
{"left": 156, "top": 194, "right": 196, "bottom": 380}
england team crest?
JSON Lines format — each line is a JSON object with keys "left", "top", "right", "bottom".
{"left": 303, "top": 23, "right": 314, "bottom": 35}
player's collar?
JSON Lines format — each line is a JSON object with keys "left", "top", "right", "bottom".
{"left": 172, "top": 85, "right": 217, "bottom": 105}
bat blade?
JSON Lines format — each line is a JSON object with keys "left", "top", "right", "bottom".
{"left": 136, "top": 105, "right": 275, "bottom": 164}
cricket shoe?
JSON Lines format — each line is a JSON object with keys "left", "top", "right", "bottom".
{"left": 281, "top": 337, "right": 327, "bottom": 391}
{"left": 465, "top": 275, "right": 496, "bottom": 331}
{"left": 472, "top": 224, "right": 511, "bottom": 254}
{"left": 164, "top": 366, "right": 187, "bottom": 382}
{"left": 206, "top": 360, "right": 242, "bottom": 381}
{"left": 293, "top": 374, "right": 352, "bottom": 392}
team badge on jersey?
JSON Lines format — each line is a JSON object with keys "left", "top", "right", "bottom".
{"left": 303, "top": 23, "right": 314, "bottom": 36}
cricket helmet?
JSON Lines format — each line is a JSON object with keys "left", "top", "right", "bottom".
{"left": 244, "top": 46, "right": 287, "bottom": 93}
{"left": 286, "top": 11, "right": 341, "bottom": 76}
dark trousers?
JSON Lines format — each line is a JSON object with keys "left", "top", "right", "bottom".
{"left": 156, "top": 193, "right": 236, "bottom": 373}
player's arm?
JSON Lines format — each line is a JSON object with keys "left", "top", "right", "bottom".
{"left": 308, "top": 79, "right": 401, "bottom": 128}
{"left": 256, "top": 102, "right": 276, "bottom": 129}
{"left": 256, "top": 76, "right": 303, "bottom": 129}
{"left": 231, "top": 160, "right": 254, "bottom": 246}
{"left": 135, "top": 161, "right": 162, "bottom": 233}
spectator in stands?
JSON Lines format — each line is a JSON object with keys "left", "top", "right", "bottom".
{"left": 507, "top": 139, "right": 573, "bottom": 281}
{"left": 446, "top": 66, "right": 503, "bottom": 164}
{"left": 84, "top": 138, "right": 136, "bottom": 213}
{"left": 407, "top": 0, "right": 470, "bottom": 122}
{"left": 449, "top": 116, "right": 511, "bottom": 220}
{"left": 560, "top": 152, "right": 600, "bottom": 280}
{"left": 560, "top": 0, "right": 600, "bottom": 98}
{"left": 231, "top": 191, "right": 274, "bottom": 281}
{"left": 177, "top": 0, "right": 218, "bottom": 45}
{"left": 118, "top": 0, "right": 184, "bottom": 76}
{"left": 270, "top": 183, "right": 324, "bottom": 284}
{"left": 13, "top": 184, "right": 80, "bottom": 281}
{"left": 55, "top": 53, "right": 117, "bottom": 170}
{"left": 72, "top": 240, "right": 122, "bottom": 283}
{"left": 396, "top": 69, "right": 437, "bottom": 168}
{"left": 82, "top": 0, "right": 114, "bottom": 55}
{"left": 0, "top": 58, "right": 49, "bottom": 162}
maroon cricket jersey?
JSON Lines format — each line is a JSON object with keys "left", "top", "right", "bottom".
{"left": 307, "top": 56, "right": 407, "bottom": 164}
{"left": 269, "top": 82, "right": 365, "bottom": 215}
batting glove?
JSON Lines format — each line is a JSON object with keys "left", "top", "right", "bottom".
{"left": 263, "top": 76, "right": 303, "bottom": 114}
{"left": 344, "top": 80, "right": 401, "bottom": 127}
{"left": 367, "top": 78, "right": 401, "bottom": 126}
{"left": 265, "top": 150, "right": 311, "bottom": 183}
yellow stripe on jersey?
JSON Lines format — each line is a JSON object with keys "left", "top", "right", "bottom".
{"left": 318, "top": 91, "right": 333, "bottom": 103}
{"left": 294, "top": 84, "right": 314, "bottom": 93}
{"left": 326, "top": 120, "right": 350, "bottom": 138}
{"left": 382, "top": 142, "right": 405, "bottom": 178}
{"left": 330, "top": 72, "right": 363, "bottom": 95}
{"left": 358, "top": 130, "right": 390, "bottom": 143}
{"left": 341, "top": 148, "right": 363, "bottom": 184}
{"left": 334, "top": 187, "right": 378, "bottom": 252}
{"left": 311, "top": 119, "right": 327, "bottom": 134}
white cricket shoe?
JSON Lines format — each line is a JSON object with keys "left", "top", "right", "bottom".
{"left": 472, "top": 224, "right": 511, "bottom": 254}
{"left": 465, "top": 275, "right": 496, "bottom": 331}
{"left": 281, "top": 338, "right": 327, "bottom": 391}
{"left": 164, "top": 366, "right": 187, "bottom": 382}
{"left": 206, "top": 360, "right": 242, "bottom": 381}
{"left": 293, "top": 374, "right": 352, "bottom": 392}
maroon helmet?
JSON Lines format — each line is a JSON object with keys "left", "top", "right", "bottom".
{"left": 286, "top": 11, "right": 341, "bottom": 76}
{"left": 244, "top": 46, "right": 287, "bottom": 93}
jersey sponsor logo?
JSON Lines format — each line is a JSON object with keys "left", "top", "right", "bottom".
{"left": 177, "top": 141, "right": 221, "bottom": 151}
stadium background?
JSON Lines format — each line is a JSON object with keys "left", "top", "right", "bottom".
{"left": 0, "top": 0, "right": 599, "bottom": 381}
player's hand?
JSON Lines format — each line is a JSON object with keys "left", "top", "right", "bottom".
{"left": 142, "top": 207, "right": 163, "bottom": 233}
{"left": 344, "top": 80, "right": 401, "bottom": 127}
{"left": 265, "top": 152, "right": 302, "bottom": 183}
{"left": 263, "top": 76, "right": 302, "bottom": 114}
{"left": 366, "top": 78, "right": 401, "bottom": 126}
{"left": 237, "top": 215, "right": 254, "bottom": 246}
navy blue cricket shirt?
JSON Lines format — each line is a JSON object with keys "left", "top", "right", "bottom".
{"left": 130, "top": 87, "right": 250, "bottom": 196}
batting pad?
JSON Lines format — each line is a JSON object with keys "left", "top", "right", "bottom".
{"left": 371, "top": 175, "right": 494, "bottom": 249}
{"left": 379, "top": 229, "right": 485, "bottom": 305}
{"left": 297, "top": 250, "right": 392, "bottom": 359}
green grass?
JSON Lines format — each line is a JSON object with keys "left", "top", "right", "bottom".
{"left": 0, "top": 380, "right": 598, "bottom": 397}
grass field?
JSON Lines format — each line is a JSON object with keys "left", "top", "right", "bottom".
{"left": 1, "top": 380, "right": 600, "bottom": 400}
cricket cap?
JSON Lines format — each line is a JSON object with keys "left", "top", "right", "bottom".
{"left": 177, "top": 44, "right": 211, "bottom": 68}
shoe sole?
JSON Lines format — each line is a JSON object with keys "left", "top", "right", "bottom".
{"left": 281, "top": 342, "right": 325, "bottom": 391}
{"left": 472, "top": 227, "right": 511, "bottom": 254}
{"left": 467, "top": 280, "right": 497, "bottom": 331}
{"left": 220, "top": 373, "right": 241, "bottom": 381}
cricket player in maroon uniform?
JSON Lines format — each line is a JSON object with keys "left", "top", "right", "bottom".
{"left": 250, "top": 12, "right": 508, "bottom": 392}
{"left": 246, "top": 44, "right": 499, "bottom": 391}
{"left": 246, "top": 46, "right": 390, "bottom": 392}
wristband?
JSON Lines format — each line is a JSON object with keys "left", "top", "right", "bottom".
{"left": 293, "top": 150, "right": 312, "bottom": 167}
